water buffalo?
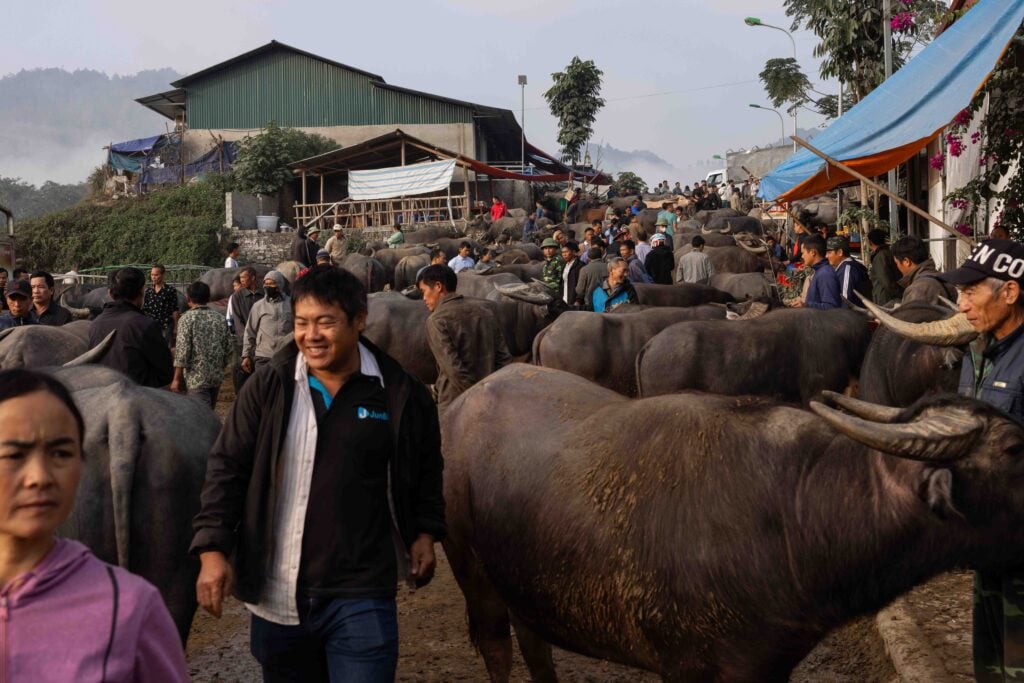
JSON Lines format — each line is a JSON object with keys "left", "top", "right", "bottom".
{"left": 683, "top": 232, "right": 735, "bottom": 247}
{"left": 675, "top": 245, "right": 765, "bottom": 274}
{"left": 372, "top": 245, "right": 430, "bottom": 286}
{"left": 532, "top": 305, "right": 729, "bottom": 395}
{"left": 637, "top": 308, "right": 871, "bottom": 404}
{"left": 199, "top": 265, "right": 271, "bottom": 301}
{"left": 364, "top": 293, "right": 436, "bottom": 384}
{"left": 489, "top": 262, "right": 544, "bottom": 283}
{"left": 693, "top": 208, "right": 743, "bottom": 225}
{"left": 494, "top": 249, "right": 530, "bottom": 265}
{"left": 859, "top": 299, "right": 975, "bottom": 407}
{"left": 394, "top": 254, "right": 432, "bottom": 291}
{"left": 339, "top": 253, "right": 387, "bottom": 292}
{"left": 53, "top": 363, "right": 220, "bottom": 642}
{"left": 633, "top": 283, "right": 735, "bottom": 307}
{"left": 404, "top": 225, "right": 457, "bottom": 244}
{"left": 0, "top": 325, "right": 93, "bottom": 368}
{"left": 705, "top": 215, "right": 764, "bottom": 235}
{"left": 709, "top": 273, "right": 778, "bottom": 302}
{"left": 443, "top": 364, "right": 1024, "bottom": 681}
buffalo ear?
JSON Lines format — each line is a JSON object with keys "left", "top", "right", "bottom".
{"left": 919, "top": 468, "right": 961, "bottom": 518}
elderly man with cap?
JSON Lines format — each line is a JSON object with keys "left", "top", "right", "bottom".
{"left": 0, "top": 279, "right": 35, "bottom": 331}
{"left": 825, "top": 236, "right": 870, "bottom": 304}
{"left": 935, "top": 239, "right": 1024, "bottom": 682}
{"left": 292, "top": 226, "right": 321, "bottom": 267}
{"left": 242, "top": 270, "right": 293, "bottom": 373}
{"left": 324, "top": 224, "right": 348, "bottom": 264}
{"left": 540, "top": 237, "right": 565, "bottom": 292}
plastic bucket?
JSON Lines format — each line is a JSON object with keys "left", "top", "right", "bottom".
{"left": 256, "top": 215, "right": 279, "bottom": 232}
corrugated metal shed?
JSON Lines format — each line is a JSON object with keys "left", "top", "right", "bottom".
{"left": 179, "top": 42, "right": 473, "bottom": 129}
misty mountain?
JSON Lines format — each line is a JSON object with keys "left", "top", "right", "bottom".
{"left": 0, "top": 67, "right": 180, "bottom": 185}
{"left": 591, "top": 143, "right": 686, "bottom": 188}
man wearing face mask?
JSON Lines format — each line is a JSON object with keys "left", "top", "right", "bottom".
{"left": 242, "top": 271, "right": 293, "bottom": 373}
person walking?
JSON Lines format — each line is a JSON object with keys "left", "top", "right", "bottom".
{"left": 417, "top": 264, "right": 512, "bottom": 415}
{"left": 171, "top": 281, "right": 233, "bottom": 408}
{"left": 142, "top": 265, "right": 179, "bottom": 347}
{"left": 561, "top": 242, "right": 583, "bottom": 308}
{"left": 229, "top": 266, "right": 262, "bottom": 391}
{"left": 89, "top": 267, "right": 173, "bottom": 387}
{"left": 677, "top": 236, "right": 715, "bottom": 285}
{"left": 293, "top": 227, "right": 321, "bottom": 267}
{"left": 29, "top": 271, "right": 72, "bottom": 326}
{"left": 540, "top": 237, "right": 565, "bottom": 293}
{"left": 934, "top": 239, "right": 1024, "bottom": 682}
{"left": 325, "top": 224, "right": 348, "bottom": 264}
{"left": 0, "top": 369, "right": 189, "bottom": 681}
{"left": 242, "top": 270, "right": 293, "bottom": 373}
{"left": 192, "top": 265, "right": 445, "bottom": 682}
{"left": 619, "top": 240, "right": 653, "bottom": 284}
{"left": 575, "top": 244, "right": 608, "bottom": 310}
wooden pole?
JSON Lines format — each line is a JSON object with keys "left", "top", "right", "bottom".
{"left": 791, "top": 135, "right": 974, "bottom": 247}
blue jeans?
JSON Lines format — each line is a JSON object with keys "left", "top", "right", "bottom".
{"left": 250, "top": 597, "right": 398, "bottom": 683}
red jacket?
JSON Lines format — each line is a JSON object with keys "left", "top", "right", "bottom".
{"left": 490, "top": 201, "right": 508, "bottom": 221}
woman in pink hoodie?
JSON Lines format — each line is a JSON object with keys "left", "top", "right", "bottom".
{"left": 0, "top": 369, "right": 189, "bottom": 682}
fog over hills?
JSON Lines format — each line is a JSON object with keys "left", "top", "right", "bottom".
{"left": 0, "top": 68, "right": 180, "bottom": 185}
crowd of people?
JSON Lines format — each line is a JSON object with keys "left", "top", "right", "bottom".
{"left": 2, "top": 183, "right": 1024, "bottom": 680}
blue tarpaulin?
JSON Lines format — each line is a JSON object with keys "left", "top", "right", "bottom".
{"left": 109, "top": 135, "right": 164, "bottom": 154}
{"left": 140, "top": 142, "right": 236, "bottom": 186}
{"left": 759, "top": 0, "right": 1024, "bottom": 202}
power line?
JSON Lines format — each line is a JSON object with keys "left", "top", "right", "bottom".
{"left": 522, "top": 78, "right": 759, "bottom": 110}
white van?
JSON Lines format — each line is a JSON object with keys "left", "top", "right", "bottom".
{"left": 705, "top": 168, "right": 728, "bottom": 187}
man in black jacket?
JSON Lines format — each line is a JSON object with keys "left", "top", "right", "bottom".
{"left": 560, "top": 242, "right": 583, "bottom": 307}
{"left": 645, "top": 233, "right": 675, "bottom": 284}
{"left": 88, "top": 267, "right": 173, "bottom": 387}
{"left": 192, "top": 264, "right": 445, "bottom": 682}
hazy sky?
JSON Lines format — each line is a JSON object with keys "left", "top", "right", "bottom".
{"left": 4, "top": 0, "right": 832, "bottom": 184}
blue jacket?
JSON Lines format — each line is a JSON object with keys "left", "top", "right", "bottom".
{"left": 0, "top": 313, "right": 34, "bottom": 331}
{"left": 959, "top": 322, "right": 1024, "bottom": 419}
{"left": 834, "top": 258, "right": 871, "bottom": 304}
{"left": 805, "top": 259, "right": 842, "bottom": 310}
{"left": 591, "top": 281, "right": 638, "bottom": 313}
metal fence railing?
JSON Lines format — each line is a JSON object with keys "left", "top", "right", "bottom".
{"left": 73, "top": 264, "right": 214, "bottom": 290}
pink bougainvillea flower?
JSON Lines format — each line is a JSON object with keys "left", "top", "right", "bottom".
{"left": 891, "top": 12, "right": 916, "bottom": 32}
{"left": 956, "top": 223, "right": 972, "bottom": 236}
{"left": 953, "top": 108, "right": 972, "bottom": 127}
{"left": 929, "top": 152, "right": 945, "bottom": 170}
{"left": 971, "top": 131, "right": 982, "bottom": 144}
{"left": 950, "top": 198, "right": 969, "bottom": 211}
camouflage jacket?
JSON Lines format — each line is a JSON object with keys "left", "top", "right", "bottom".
{"left": 174, "top": 306, "right": 232, "bottom": 390}
{"left": 542, "top": 255, "right": 566, "bottom": 291}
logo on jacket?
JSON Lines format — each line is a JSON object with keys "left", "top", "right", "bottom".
{"left": 357, "top": 407, "right": 389, "bottom": 421}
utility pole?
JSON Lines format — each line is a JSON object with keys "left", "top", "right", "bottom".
{"left": 883, "top": 0, "right": 900, "bottom": 238}
{"left": 518, "top": 75, "right": 527, "bottom": 173}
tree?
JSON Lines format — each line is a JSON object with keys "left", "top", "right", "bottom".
{"left": 757, "top": 1, "right": 947, "bottom": 119}
{"left": 611, "top": 171, "right": 647, "bottom": 197}
{"left": 544, "top": 58, "right": 605, "bottom": 165}
{"left": 232, "top": 122, "right": 338, "bottom": 213}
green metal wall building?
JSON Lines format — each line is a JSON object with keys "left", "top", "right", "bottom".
{"left": 137, "top": 41, "right": 524, "bottom": 162}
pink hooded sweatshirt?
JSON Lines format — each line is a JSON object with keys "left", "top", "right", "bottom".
{"left": 0, "top": 538, "right": 188, "bottom": 682}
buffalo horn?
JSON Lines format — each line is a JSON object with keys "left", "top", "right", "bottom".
{"left": 63, "top": 330, "right": 116, "bottom": 367}
{"left": 862, "top": 299, "right": 977, "bottom": 346}
{"left": 809, "top": 401, "right": 983, "bottom": 462}
{"left": 818, "top": 390, "right": 902, "bottom": 423}
{"left": 938, "top": 295, "right": 960, "bottom": 312}
{"left": 736, "top": 301, "right": 769, "bottom": 320}
{"left": 735, "top": 239, "right": 767, "bottom": 255}
{"left": 495, "top": 282, "right": 553, "bottom": 305}
{"left": 59, "top": 291, "right": 93, "bottom": 319}
{"left": 701, "top": 226, "right": 713, "bottom": 235}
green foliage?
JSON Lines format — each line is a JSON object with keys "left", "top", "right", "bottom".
{"left": 611, "top": 171, "right": 647, "bottom": 196}
{"left": 944, "top": 29, "right": 1024, "bottom": 242}
{"left": 839, "top": 205, "right": 889, "bottom": 232}
{"left": 759, "top": 58, "right": 812, "bottom": 110}
{"left": 813, "top": 91, "right": 858, "bottom": 119}
{"left": 0, "top": 177, "right": 87, "bottom": 220}
{"left": 544, "top": 58, "right": 606, "bottom": 165}
{"left": 15, "top": 178, "right": 225, "bottom": 271}
{"left": 783, "top": 0, "right": 948, "bottom": 102}
{"left": 232, "top": 122, "right": 338, "bottom": 202}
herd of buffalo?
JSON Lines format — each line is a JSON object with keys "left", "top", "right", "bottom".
{"left": 4, "top": 195, "right": 1024, "bottom": 681}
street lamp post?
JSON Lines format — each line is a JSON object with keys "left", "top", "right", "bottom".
{"left": 517, "top": 74, "right": 527, "bottom": 174}
{"left": 745, "top": 17, "right": 798, "bottom": 152}
{"left": 749, "top": 104, "right": 787, "bottom": 147}
{"left": 882, "top": 0, "right": 899, "bottom": 237}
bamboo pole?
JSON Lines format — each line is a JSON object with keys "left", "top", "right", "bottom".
{"left": 791, "top": 136, "right": 975, "bottom": 247}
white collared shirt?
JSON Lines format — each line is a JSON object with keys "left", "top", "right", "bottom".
{"left": 245, "top": 343, "right": 384, "bottom": 625}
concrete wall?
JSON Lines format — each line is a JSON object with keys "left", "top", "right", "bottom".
{"left": 228, "top": 228, "right": 295, "bottom": 267}
{"left": 184, "top": 123, "right": 476, "bottom": 162}
{"left": 225, "top": 191, "right": 282, "bottom": 229}
{"left": 726, "top": 145, "right": 795, "bottom": 181}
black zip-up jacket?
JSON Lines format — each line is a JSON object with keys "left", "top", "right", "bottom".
{"left": 189, "top": 337, "right": 446, "bottom": 602}
{"left": 88, "top": 300, "right": 173, "bottom": 387}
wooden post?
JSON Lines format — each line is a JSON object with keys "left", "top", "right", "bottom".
{"left": 401, "top": 139, "right": 406, "bottom": 166}
{"left": 790, "top": 136, "right": 975, "bottom": 247}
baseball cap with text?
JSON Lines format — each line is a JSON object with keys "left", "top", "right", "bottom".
{"left": 936, "top": 238, "right": 1024, "bottom": 286}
